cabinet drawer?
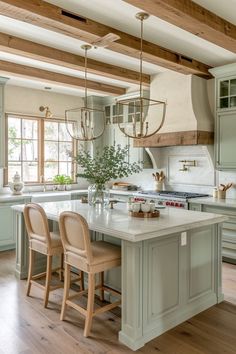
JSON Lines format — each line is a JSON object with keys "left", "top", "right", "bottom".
{"left": 222, "top": 241, "right": 236, "bottom": 250}
{"left": 189, "top": 203, "right": 202, "bottom": 211}
{"left": 203, "top": 205, "right": 236, "bottom": 222}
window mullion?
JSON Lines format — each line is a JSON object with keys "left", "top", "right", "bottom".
{"left": 39, "top": 118, "right": 44, "bottom": 181}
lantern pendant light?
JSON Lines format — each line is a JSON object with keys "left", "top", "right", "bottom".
{"left": 65, "top": 44, "right": 105, "bottom": 141}
{"left": 116, "top": 12, "right": 166, "bottom": 139}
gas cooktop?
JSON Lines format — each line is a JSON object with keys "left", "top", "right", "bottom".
{"left": 138, "top": 190, "right": 209, "bottom": 200}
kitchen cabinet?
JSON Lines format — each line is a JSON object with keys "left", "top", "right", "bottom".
{"left": 189, "top": 202, "right": 236, "bottom": 263}
{"left": 0, "top": 197, "right": 30, "bottom": 251}
{"left": 210, "top": 64, "right": 236, "bottom": 170}
{"left": 216, "top": 111, "right": 236, "bottom": 169}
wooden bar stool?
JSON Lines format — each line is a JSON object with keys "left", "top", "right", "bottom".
{"left": 59, "top": 211, "right": 121, "bottom": 337}
{"left": 23, "top": 203, "right": 83, "bottom": 308}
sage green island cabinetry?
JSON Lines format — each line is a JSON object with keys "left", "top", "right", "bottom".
{"left": 189, "top": 198, "right": 236, "bottom": 263}
{"left": 210, "top": 64, "right": 236, "bottom": 170}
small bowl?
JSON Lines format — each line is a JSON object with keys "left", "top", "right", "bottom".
{"left": 132, "top": 202, "right": 141, "bottom": 212}
{"left": 141, "top": 203, "right": 151, "bottom": 212}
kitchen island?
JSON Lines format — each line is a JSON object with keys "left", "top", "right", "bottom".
{"left": 12, "top": 201, "right": 227, "bottom": 351}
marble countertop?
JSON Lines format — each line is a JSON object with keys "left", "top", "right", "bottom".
{"left": 189, "top": 197, "right": 236, "bottom": 208}
{"left": 12, "top": 200, "right": 227, "bottom": 242}
{"left": 0, "top": 189, "right": 136, "bottom": 203}
{"left": 0, "top": 189, "right": 88, "bottom": 202}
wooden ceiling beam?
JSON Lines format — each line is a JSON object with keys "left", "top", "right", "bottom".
{"left": 0, "top": 32, "right": 149, "bottom": 86}
{"left": 124, "top": 0, "right": 236, "bottom": 53}
{"left": 0, "top": 0, "right": 212, "bottom": 78}
{"left": 0, "top": 60, "right": 126, "bottom": 96}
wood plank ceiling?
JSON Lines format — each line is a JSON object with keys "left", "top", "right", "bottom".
{"left": 0, "top": 0, "right": 235, "bottom": 95}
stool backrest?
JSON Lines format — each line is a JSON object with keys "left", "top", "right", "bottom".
{"left": 23, "top": 203, "right": 51, "bottom": 247}
{"left": 59, "top": 211, "right": 92, "bottom": 264}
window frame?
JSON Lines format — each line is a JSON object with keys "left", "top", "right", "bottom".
{"left": 4, "top": 113, "right": 77, "bottom": 186}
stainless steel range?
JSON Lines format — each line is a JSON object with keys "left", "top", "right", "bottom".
{"left": 135, "top": 190, "right": 209, "bottom": 209}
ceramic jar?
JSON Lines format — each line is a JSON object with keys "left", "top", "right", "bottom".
{"left": 9, "top": 171, "right": 24, "bottom": 195}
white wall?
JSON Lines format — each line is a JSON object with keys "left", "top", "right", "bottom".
{"left": 1, "top": 84, "right": 89, "bottom": 192}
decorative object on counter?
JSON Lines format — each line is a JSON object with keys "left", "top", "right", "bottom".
{"left": 129, "top": 210, "right": 160, "bottom": 218}
{"left": 39, "top": 105, "right": 53, "bottom": 118}
{"left": 116, "top": 12, "right": 166, "bottom": 139}
{"left": 65, "top": 44, "right": 105, "bottom": 141}
{"left": 218, "top": 183, "right": 233, "bottom": 199}
{"left": 9, "top": 171, "right": 24, "bottom": 195}
{"left": 53, "top": 174, "right": 72, "bottom": 191}
{"left": 112, "top": 182, "right": 139, "bottom": 191}
{"left": 76, "top": 145, "right": 142, "bottom": 207}
{"left": 179, "top": 160, "right": 196, "bottom": 172}
{"left": 129, "top": 200, "right": 159, "bottom": 217}
{"left": 152, "top": 170, "right": 165, "bottom": 191}
{"left": 212, "top": 187, "right": 218, "bottom": 198}
{"left": 81, "top": 196, "right": 88, "bottom": 203}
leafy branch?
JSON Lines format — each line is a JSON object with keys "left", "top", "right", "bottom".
{"left": 75, "top": 145, "right": 142, "bottom": 186}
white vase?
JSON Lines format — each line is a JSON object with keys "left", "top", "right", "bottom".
{"left": 88, "top": 184, "right": 110, "bottom": 207}
{"left": 9, "top": 171, "right": 24, "bottom": 195}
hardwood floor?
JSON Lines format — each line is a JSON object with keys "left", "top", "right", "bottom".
{"left": 0, "top": 251, "right": 236, "bottom": 354}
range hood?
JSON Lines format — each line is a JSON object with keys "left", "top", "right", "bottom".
{"left": 134, "top": 71, "right": 214, "bottom": 147}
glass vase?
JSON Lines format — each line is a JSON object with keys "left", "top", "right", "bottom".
{"left": 88, "top": 184, "right": 110, "bottom": 207}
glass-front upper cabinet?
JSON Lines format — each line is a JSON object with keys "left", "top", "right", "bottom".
{"left": 219, "top": 78, "right": 236, "bottom": 109}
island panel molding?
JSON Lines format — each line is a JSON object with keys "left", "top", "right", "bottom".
{"left": 0, "top": 60, "right": 126, "bottom": 96}
{"left": 0, "top": 32, "right": 149, "bottom": 86}
{"left": 0, "top": 0, "right": 211, "bottom": 78}
{"left": 133, "top": 131, "right": 214, "bottom": 147}
{"left": 124, "top": 0, "right": 236, "bottom": 53}
{"left": 12, "top": 201, "right": 227, "bottom": 350}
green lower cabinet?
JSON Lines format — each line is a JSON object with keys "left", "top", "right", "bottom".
{"left": 0, "top": 199, "right": 30, "bottom": 252}
{"left": 189, "top": 203, "right": 236, "bottom": 263}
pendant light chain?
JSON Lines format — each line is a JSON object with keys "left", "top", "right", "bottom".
{"left": 139, "top": 17, "right": 143, "bottom": 98}
{"left": 84, "top": 46, "right": 88, "bottom": 109}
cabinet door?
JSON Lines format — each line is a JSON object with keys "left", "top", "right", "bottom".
{"left": 0, "top": 204, "right": 14, "bottom": 251}
{"left": 216, "top": 111, "right": 236, "bottom": 169}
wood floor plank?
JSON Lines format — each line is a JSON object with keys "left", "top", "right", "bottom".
{"left": 0, "top": 251, "right": 236, "bottom": 354}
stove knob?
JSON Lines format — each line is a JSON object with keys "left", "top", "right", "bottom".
{"left": 166, "top": 201, "right": 170, "bottom": 206}
{"left": 179, "top": 203, "right": 184, "bottom": 208}
{"left": 170, "top": 202, "right": 175, "bottom": 206}
{"left": 175, "top": 202, "right": 179, "bottom": 207}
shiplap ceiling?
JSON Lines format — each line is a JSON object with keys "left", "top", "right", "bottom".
{"left": 0, "top": 0, "right": 236, "bottom": 95}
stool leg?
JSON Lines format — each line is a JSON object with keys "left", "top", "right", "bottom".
{"left": 26, "top": 248, "right": 35, "bottom": 296}
{"left": 99, "top": 272, "right": 104, "bottom": 301}
{"left": 80, "top": 271, "right": 84, "bottom": 291}
{"left": 60, "top": 263, "right": 70, "bottom": 321}
{"left": 84, "top": 273, "right": 95, "bottom": 337}
{"left": 59, "top": 253, "right": 64, "bottom": 282}
{"left": 44, "top": 255, "right": 52, "bottom": 308}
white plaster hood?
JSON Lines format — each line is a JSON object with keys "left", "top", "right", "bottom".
{"left": 147, "top": 71, "right": 214, "bottom": 136}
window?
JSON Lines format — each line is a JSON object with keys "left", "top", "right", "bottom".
{"left": 5, "top": 114, "right": 77, "bottom": 185}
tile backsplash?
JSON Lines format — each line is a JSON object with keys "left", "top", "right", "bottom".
{"left": 122, "top": 145, "right": 236, "bottom": 198}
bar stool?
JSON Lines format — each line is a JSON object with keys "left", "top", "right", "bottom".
{"left": 59, "top": 211, "right": 121, "bottom": 337}
{"left": 23, "top": 203, "right": 83, "bottom": 308}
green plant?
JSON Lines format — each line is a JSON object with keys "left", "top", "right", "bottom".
{"left": 75, "top": 145, "right": 142, "bottom": 186}
{"left": 53, "top": 174, "right": 72, "bottom": 185}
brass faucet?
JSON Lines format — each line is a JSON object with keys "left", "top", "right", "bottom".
{"left": 179, "top": 160, "right": 196, "bottom": 172}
